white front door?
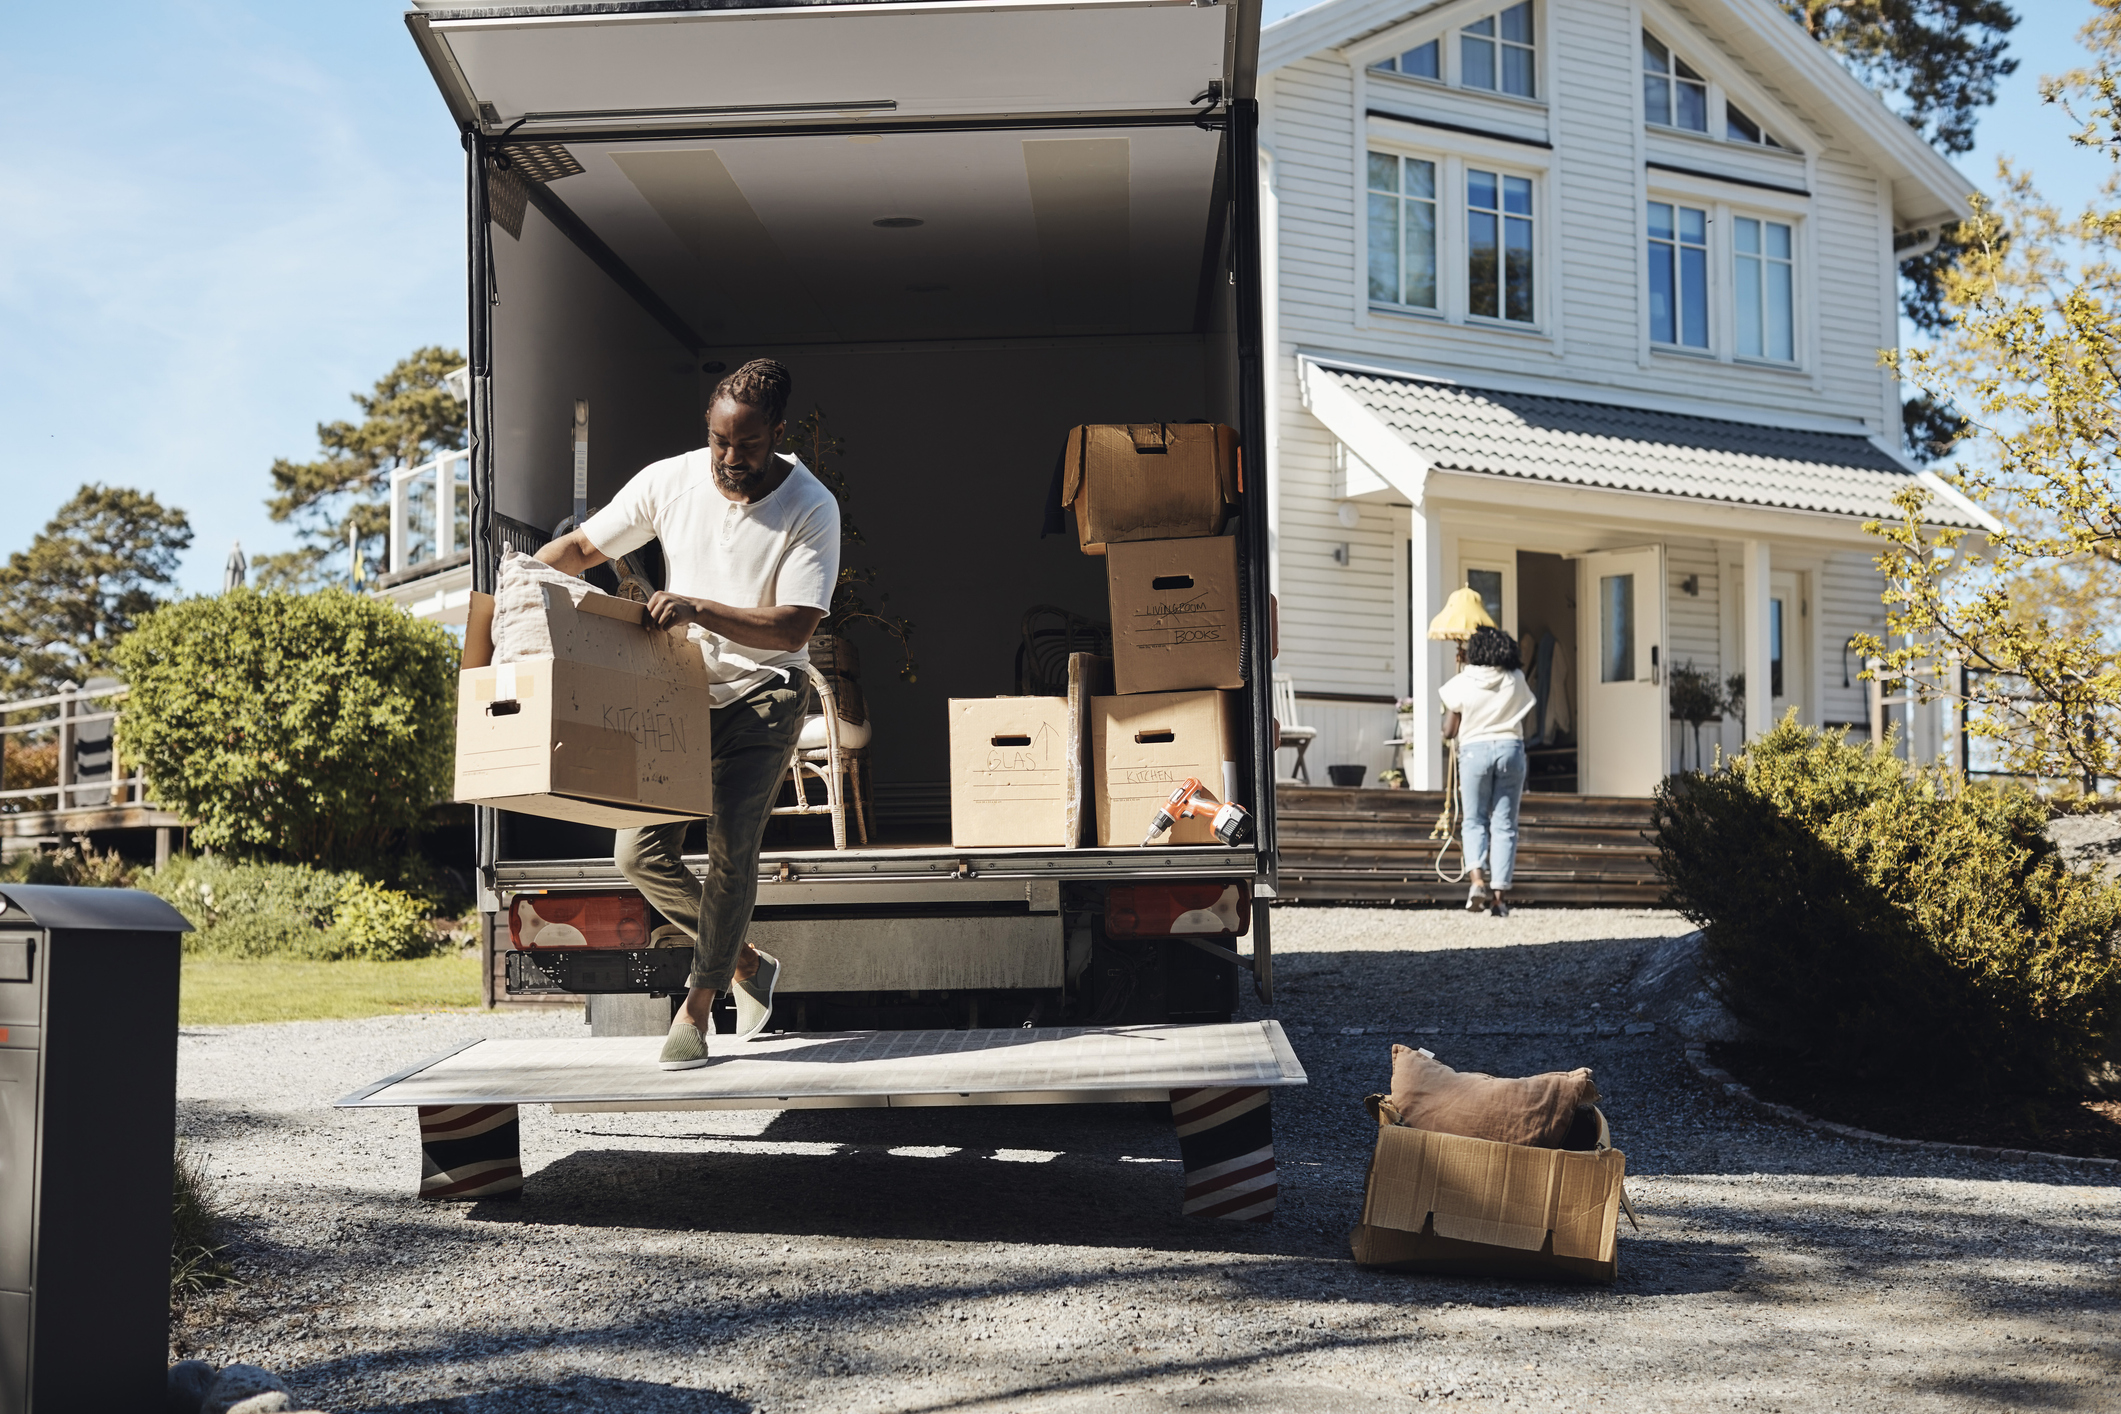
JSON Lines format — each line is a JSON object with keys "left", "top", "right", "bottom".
{"left": 1578, "top": 546, "right": 1668, "bottom": 796}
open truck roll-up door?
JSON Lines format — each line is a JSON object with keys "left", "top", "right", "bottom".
{"left": 411, "top": 0, "right": 1275, "bottom": 1021}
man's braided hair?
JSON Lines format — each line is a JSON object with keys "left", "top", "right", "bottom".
{"left": 710, "top": 358, "right": 792, "bottom": 427}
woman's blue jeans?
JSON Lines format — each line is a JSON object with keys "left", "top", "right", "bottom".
{"left": 1459, "top": 737, "right": 1528, "bottom": 890}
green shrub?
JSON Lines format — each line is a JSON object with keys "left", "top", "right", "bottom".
{"left": 112, "top": 588, "right": 458, "bottom": 868}
{"left": 0, "top": 845, "right": 138, "bottom": 888}
{"left": 1655, "top": 715, "right": 2121, "bottom": 1092}
{"left": 146, "top": 855, "right": 444, "bottom": 962}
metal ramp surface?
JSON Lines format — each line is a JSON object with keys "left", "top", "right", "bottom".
{"left": 337, "top": 1021, "right": 1306, "bottom": 1114}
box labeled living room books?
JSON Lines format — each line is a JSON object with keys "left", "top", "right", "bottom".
{"left": 1106, "top": 534, "right": 1244, "bottom": 696}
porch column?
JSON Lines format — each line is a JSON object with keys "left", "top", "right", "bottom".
{"left": 1742, "top": 539, "right": 1773, "bottom": 742}
{"left": 1407, "top": 504, "right": 1445, "bottom": 791}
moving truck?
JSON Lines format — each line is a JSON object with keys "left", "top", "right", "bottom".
{"left": 406, "top": 0, "right": 1277, "bottom": 1035}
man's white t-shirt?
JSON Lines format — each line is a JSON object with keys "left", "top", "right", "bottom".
{"left": 581, "top": 449, "right": 840, "bottom": 707}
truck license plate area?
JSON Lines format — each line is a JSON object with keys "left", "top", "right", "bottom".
{"left": 505, "top": 948, "right": 692, "bottom": 996}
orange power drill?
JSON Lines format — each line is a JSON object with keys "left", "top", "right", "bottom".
{"left": 1140, "top": 778, "right": 1254, "bottom": 847}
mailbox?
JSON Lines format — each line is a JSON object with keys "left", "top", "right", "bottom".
{"left": 0, "top": 884, "right": 188, "bottom": 1413}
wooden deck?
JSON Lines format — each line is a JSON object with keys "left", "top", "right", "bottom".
{"left": 1274, "top": 785, "right": 1663, "bottom": 906}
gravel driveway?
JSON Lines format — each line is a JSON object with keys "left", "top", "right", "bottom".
{"left": 174, "top": 907, "right": 2121, "bottom": 1412}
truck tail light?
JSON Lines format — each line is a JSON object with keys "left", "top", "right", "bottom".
{"left": 1105, "top": 882, "right": 1250, "bottom": 939}
{"left": 508, "top": 892, "right": 650, "bottom": 950}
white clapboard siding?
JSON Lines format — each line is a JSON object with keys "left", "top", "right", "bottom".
{"left": 1820, "top": 550, "right": 1890, "bottom": 731}
{"left": 1666, "top": 539, "right": 1723, "bottom": 772}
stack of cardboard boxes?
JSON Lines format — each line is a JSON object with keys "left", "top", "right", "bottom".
{"left": 950, "top": 423, "right": 1247, "bottom": 849}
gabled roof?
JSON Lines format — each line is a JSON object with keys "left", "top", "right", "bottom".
{"left": 1262, "top": 0, "right": 1973, "bottom": 229}
{"left": 1303, "top": 361, "right": 1993, "bottom": 530}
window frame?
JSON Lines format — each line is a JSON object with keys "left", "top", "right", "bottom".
{"left": 1366, "top": 150, "right": 1442, "bottom": 314}
{"left": 1731, "top": 212, "right": 1799, "bottom": 366}
{"left": 1639, "top": 20, "right": 1800, "bottom": 153}
{"left": 1464, "top": 165, "right": 1538, "bottom": 326}
{"left": 1354, "top": 0, "right": 1546, "bottom": 109}
{"left": 1641, "top": 175, "right": 1812, "bottom": 373}
{"left": 1645, "top": 199, "right": 1711, "bottom": 353}
{"left": 1363, "top": 127, "right": 1555, "bottom": 337}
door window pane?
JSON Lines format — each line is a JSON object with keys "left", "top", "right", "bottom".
{"left": 1770, "top": 598, "right": 1785, "bottom": 699}
{"left": 1735, "top": 216, "right": 1796, "bottom": 361}
{"left": 1600, "top": 574, "right": 1635, "bottom": 683}
{"left": 1468, "top": 169, "right": 1535, "bottom": 322}
{"left": 1367, "top": 152, "right": 1438, "bottom": 309}
{"left": 1468, "top": 568, "right": 1504, "bottom": 623}
{"left": 1647, "top": 201, "right": 1708, "bottom": 348}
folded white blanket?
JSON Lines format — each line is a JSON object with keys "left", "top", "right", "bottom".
{"left": 493, "top": 550, "right": 725, "bottom": 676}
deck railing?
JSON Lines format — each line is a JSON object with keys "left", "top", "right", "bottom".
{"left": 0, "top": 682, "right": 153, "bottom": 815}
{"left": 388, "top": 449, "right": 473, "bottom": 577}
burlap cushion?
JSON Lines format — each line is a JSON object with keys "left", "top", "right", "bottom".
{"left": 1384, "top": 1044, "right": 1601, "bottom": 1149}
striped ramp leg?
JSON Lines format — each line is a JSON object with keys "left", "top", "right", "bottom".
{"left": 417, "top": 1104, "right": 523, "bottom": 1200}
{"left": 1170, "top": 1086, "right": 1276, "bottom": 1221}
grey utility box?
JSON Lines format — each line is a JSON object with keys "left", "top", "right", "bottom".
{"left": 0, "top": 885, "right": 188, "bottom": 1413}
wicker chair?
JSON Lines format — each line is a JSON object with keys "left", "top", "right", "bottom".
{"left": 770, "top": 663, "right": 872, "bottom": 848}
{"left": 1015, "top": 604, "right": 1112, "bottom": 696}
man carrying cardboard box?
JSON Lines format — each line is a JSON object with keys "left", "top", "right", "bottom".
{"left": 535, "top": 359, "right": 840, "bottom": 1070}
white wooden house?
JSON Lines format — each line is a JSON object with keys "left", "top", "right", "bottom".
{"left": 1258, "top": 0, "right": 1995, "bottom": 795}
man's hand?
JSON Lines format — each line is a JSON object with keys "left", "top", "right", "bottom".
{"left": 646, "top": 591, "right": 706, "bottom": 631}
{"left": 646, "top": 594, "right": 825, "bottom": 654}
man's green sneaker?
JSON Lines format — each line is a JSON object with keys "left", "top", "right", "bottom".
{"left": 734, "top": 950, "right": 779, "bottom": 1041}
{"left": 658, "top": 1017, "right": 711, "bottom": 1071}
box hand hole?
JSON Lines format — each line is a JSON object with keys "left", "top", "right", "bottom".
{"left": 990, "top": 735, "right": 1032, "bottom": 747}
{"left": 1150, "top": 575, "right": 1195, "bottom": 591}
{"left": 1135, "top": 729, "right": 1175, "bottom": 744}
{"left": 486, "top": 700, "right": 524, "bottom": 716}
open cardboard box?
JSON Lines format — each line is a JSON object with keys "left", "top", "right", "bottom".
{"left": 1349, "top": 1108, "right": 1630, "bottom": 1284}
{"left": 456, "top": 588, "right": 717, "bottom": 828}
{"left": 1061, "top": 423, "right": 1238, "bottom": 555}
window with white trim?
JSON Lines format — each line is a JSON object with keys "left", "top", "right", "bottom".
{"left": 1734, "top": 216, "right": 1795, "bottom": 361}
{"left": 1647, "top": 201, "right": 1708, "bottom": 349}
{"left": 1725, "top": 103, "right": 1786, "bottom": 148}
{"left": 1462, "top": 3, "right": 1535, "bottom": 99}
{"left": 1369, "top": 39, "right": 1440, "bottom": 81}
{"left": 1367, "top": 152, "right": 1439, "bottom": 310}
{"left": 1467, "top": 168, "right": 1534, "bottom": 323}
{"left": 1642, "top": 31, "right": 1706, "bottom": 131}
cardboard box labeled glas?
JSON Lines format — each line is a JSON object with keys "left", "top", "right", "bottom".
{"left": 1349, "top": 1120, "right": 1628, "bottom": 1284}
{"left": 1107, "top": 535, "right": 1244, "bottom": 696}
{"left": 455, "top": 589, "right": 716, "bottom": 828}
{"left": 1092, "top": 689, "right": 1241, "bottom": 847}
{"left": 948, "top": 697, "right": 1072, "bottom": 847}
{"left": 1061, "top": 423, "right": 1238, "bottom": 555}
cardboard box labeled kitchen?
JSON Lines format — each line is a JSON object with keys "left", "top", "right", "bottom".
{"left": 1349, "top": 1120, "right": 1628, "bottom": 1284}
{"left": 1107, "top": 535, "right": 1243, "bottom": 696}
{"left": 455, "top": 589, "right": 716, "bottom": 828}
{"left": 1061, "top": 423, "right": 1237, "bottom": 555}
{"left": 1092, "top": 689, "right": 1240, "bottom": 847}
{"left": 949, "top": 697, "right": 1072, "bottom": 847}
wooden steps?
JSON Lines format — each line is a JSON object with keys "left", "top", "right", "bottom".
{"left": 1273, "top": 785, "right": 1662, "bottom": 906}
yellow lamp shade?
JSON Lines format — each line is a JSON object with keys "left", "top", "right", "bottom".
{"left": 1427, "top": 585, "right": 1497, "bottom": 641}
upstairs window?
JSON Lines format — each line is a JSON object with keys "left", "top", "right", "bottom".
{"left": 1643, "top": 32, "right": 1706, "bottom": 131}
{"left": 1647, "top": 202, "right": 1708, "bottom": 349}
{"left": 1734, "top": 217, "right": 1795, "bottom": 361}
{"left": 1367, "top": 153, "right": 1439, "bottom": 310}
{"left": 1467, "top": 168, "right": 1535, "bottom": 323}
{"left": 1463, "top": 3, "right": 1536, "bottom": 99}
{"left": 1725, "top": 103, "right": 1786, "bottom": 148}
{"left": 1370, "top": 40, "right": 1441, "bottom": 81}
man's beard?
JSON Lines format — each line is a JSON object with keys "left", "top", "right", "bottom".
{"left": 713, "top": 458, "right": 771, "bottom": 496}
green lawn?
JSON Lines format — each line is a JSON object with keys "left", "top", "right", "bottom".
{"left": 180, "top": 953, "right": 490, "bottom": 1026}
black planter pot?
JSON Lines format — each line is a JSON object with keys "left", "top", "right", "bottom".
{"left": 1327, "top": 764, "right": 1366, "bottom": 788}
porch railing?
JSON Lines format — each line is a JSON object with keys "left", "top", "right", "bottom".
{"left": 388, "top": 450, "right": 473, "bottom": 577}
{"left": 0, "top": 682, "right": 153, "bottom": 816}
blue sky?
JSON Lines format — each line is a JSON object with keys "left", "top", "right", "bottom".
{"left": 0, "top": 1, "right": 2110, "bottom": 596}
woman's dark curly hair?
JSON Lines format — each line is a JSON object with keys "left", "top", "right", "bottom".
{"left": 1465, "top": 625, "right": 1519, "bottom": 669}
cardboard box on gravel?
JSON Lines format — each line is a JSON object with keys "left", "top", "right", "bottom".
{"left": 1106, "top": 535, "right": 1244, "bottom": 696}
{"left": 948, "top": 696, "right": 1073, "bottom": 848}
{"left": 455, "top": 585, "right": 716, "bottom": 829}
{"left": 1092, "top": 689, "right": 1240, "bottom": 847}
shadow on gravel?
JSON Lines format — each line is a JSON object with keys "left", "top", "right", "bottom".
{"left": 359, "top": 1375, "right": 747, "bottom": 1412}
{"left": 178, "top": 1099, "right": 305, "bottom": 1140}
{"left": 478, "top": 1145, "right": 1302, "bottom": 1255}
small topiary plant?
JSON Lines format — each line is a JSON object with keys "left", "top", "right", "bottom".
{"left": 1654, "top": 714, "right": 2121, "bottom": 1093}
{"left": 113, "top": 588, "right": 458, "bottom": 869}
